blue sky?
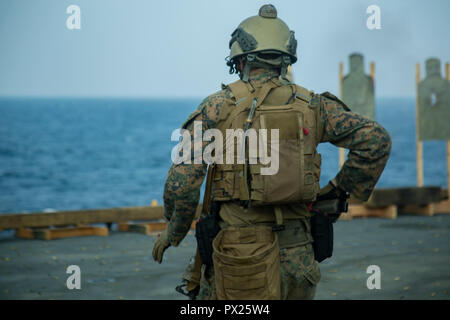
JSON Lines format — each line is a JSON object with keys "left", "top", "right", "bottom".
{"left": 0, "top": 0, "right": 449, "bottom": 98}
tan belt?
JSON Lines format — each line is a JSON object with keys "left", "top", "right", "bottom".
{"left": 218, "top": 219, "right": 313, "bottom": 249}
{"left": 270, "top": 206, "right": 312, "bottom": 249}
{"left": 258, "top": 218, "right": 313, "bottom": 249}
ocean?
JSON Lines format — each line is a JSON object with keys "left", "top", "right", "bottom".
{"left": 0, "top": 97, "right": 448, "bottom": 214}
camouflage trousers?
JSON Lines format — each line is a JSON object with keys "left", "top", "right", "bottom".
{"left": 196, "top": 243, "right": 320, "bottom": 300}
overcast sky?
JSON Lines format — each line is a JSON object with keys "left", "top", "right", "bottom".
{"left": 0, "top": 0, "right": 449, "bottom": 98}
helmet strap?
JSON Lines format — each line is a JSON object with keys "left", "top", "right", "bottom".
{"left": 280, "top": 55, "right": 291, "bottom": 82}
{"left": 241, "top": 54, "right": 256, "bottom": 82}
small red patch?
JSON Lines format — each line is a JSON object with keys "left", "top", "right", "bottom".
{"left": 303, "top": 127, "right": 309, "bottom": 135}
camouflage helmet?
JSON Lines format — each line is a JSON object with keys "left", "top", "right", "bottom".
{"left": 227, "top": 4, "right": 297, "bottom": 81}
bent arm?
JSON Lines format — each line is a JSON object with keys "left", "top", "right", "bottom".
{"left": 320, "top": 95, "right": 392, "bottom": 201}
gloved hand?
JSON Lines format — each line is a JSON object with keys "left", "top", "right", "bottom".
{"left": 317, "top": 180, "right": 345, "bottom": 201}
{"left": 316, "top": 180, "right": 349, "bottom": 223}
{"left": 152, "top": 229, "right": 171, "bottom": 264}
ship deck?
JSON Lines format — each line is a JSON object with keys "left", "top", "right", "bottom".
{"left": 0, "top": 214, "right": 449, "bottom": 300}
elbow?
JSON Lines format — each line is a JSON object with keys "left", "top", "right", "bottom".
{"left": 379, "top": 124, "right": 392, "bottom": 158}
{"left": 370, "top": 122, "right": 391, "bottom": 160}
{"left": 354, "top": 122, "right": 391, "bottom": 165}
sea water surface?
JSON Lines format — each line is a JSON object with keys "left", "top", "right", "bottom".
{"left": 0, "top": 97, "right": 447, "bottom": 214}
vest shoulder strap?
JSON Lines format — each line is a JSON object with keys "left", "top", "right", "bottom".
{"left": 202, "top": 165, "right": 216, "bottom": 215}
{"left": 227, "top": 80, "right": 255, "bottom": 105}
{"left": 308, "top": 92, "right": 324, "bottom": 144}
{"left": 293, "top": 84, "right": 314, "bottom": 103}
{"left": 218, "top": 79, "right": 280, "bottom": 132}
{"left": 216, "top": 80, "right": 252, "bottom": 124}
{"left": 291, "top": 84, "right": 323, "bottom": 145}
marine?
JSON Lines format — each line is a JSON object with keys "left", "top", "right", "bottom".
{"left": 152, "top": 4, "right": 391, "bottom": 300}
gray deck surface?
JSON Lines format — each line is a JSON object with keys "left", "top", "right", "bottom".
{"left": 0, "top": 214, "right": 449, "bottom": 300}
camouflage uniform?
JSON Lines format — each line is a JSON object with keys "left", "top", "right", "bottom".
{"left": 163, "top": 68, "right": 391, "bottom": 300}
{"left": 196, "top": 242, "right": 319, "bottom": 300}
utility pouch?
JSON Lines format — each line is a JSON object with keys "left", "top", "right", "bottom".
{"left": 195, "top": 211, "right": 221, "bottom": 267}
{"left": 212, "top": 225, "right": 281, "bottom": 300}
{"left": 310, "top": 211, "right": 333, "bottom": 263}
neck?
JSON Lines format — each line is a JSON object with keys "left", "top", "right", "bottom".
{"left": 247, "top": 68, "right": 280, "bottom": 83}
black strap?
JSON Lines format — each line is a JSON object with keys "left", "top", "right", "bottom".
{"left": 202, "top": 165, "right": 216, "bottom": 215}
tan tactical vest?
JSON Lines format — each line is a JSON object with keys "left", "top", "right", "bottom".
{"left": 213, "top": 78, "right": 323, "bottom": 206}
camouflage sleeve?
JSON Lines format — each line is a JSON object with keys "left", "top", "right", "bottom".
{"left": 319, "top": 93, "right": 392, "bottom": 201}
{"left": 163, "top": 89, "right": 232, "bottom": 246}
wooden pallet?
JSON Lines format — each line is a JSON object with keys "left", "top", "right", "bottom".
{"left": 346, "top": 204, "right": 397, "bottom": 219}
{"left": 402, "top": 199, "right": 450, "bottom": 216}
{"left": 337, "top": 212, "right": 353, "bottom": 221}
{"left": 1, "top": 205, "right": 202, "bottom": 230}
{"left": 366, "top": 187, "right": 442, "bottom": 208}
{"left": 361, "top": 186, "right": 450, "bottom": 217}
{"left": 118, "top": 221, "right": 197, "bottom": 235}
{"left": 434, "top": 199, "right": 450, "bottom": 214}
{"left": 398, "top": 203, "right": 435, "bottom": 216}
{"left": 16, "top": 225, "right": 108, "bottom": 240}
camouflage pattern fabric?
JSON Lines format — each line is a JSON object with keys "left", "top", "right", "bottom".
{"left": 162, "top": 67, "right": 391, "bottom": 300}
{"left": 195, "top": 243, "right": 319, "bottom": 300}
{"left": 163, "top": 68, "right": 391, "bottom": 246}
{"left": 197, "top": 264, "right": 217, "bottom": 300}
{"left": 418, "top": 58, "right": 450, "bottom": 141}
{"left": 320, "top": 92, "right": 391, "bottom": 200}
{"left": 279, "top": 243, "right": 320, "bottom": 300}
{"left": 342, "top": 53, "right": 375, "bottom": 120}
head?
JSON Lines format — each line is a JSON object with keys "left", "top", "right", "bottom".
{"left": 426, "top": 58, "right": 441, "bottom": 77}
{"left": 349, "top": 53, "right": 364, "bottom": 74}
{"left": 226, "top": 4, "right": 297, "bottom": 82}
